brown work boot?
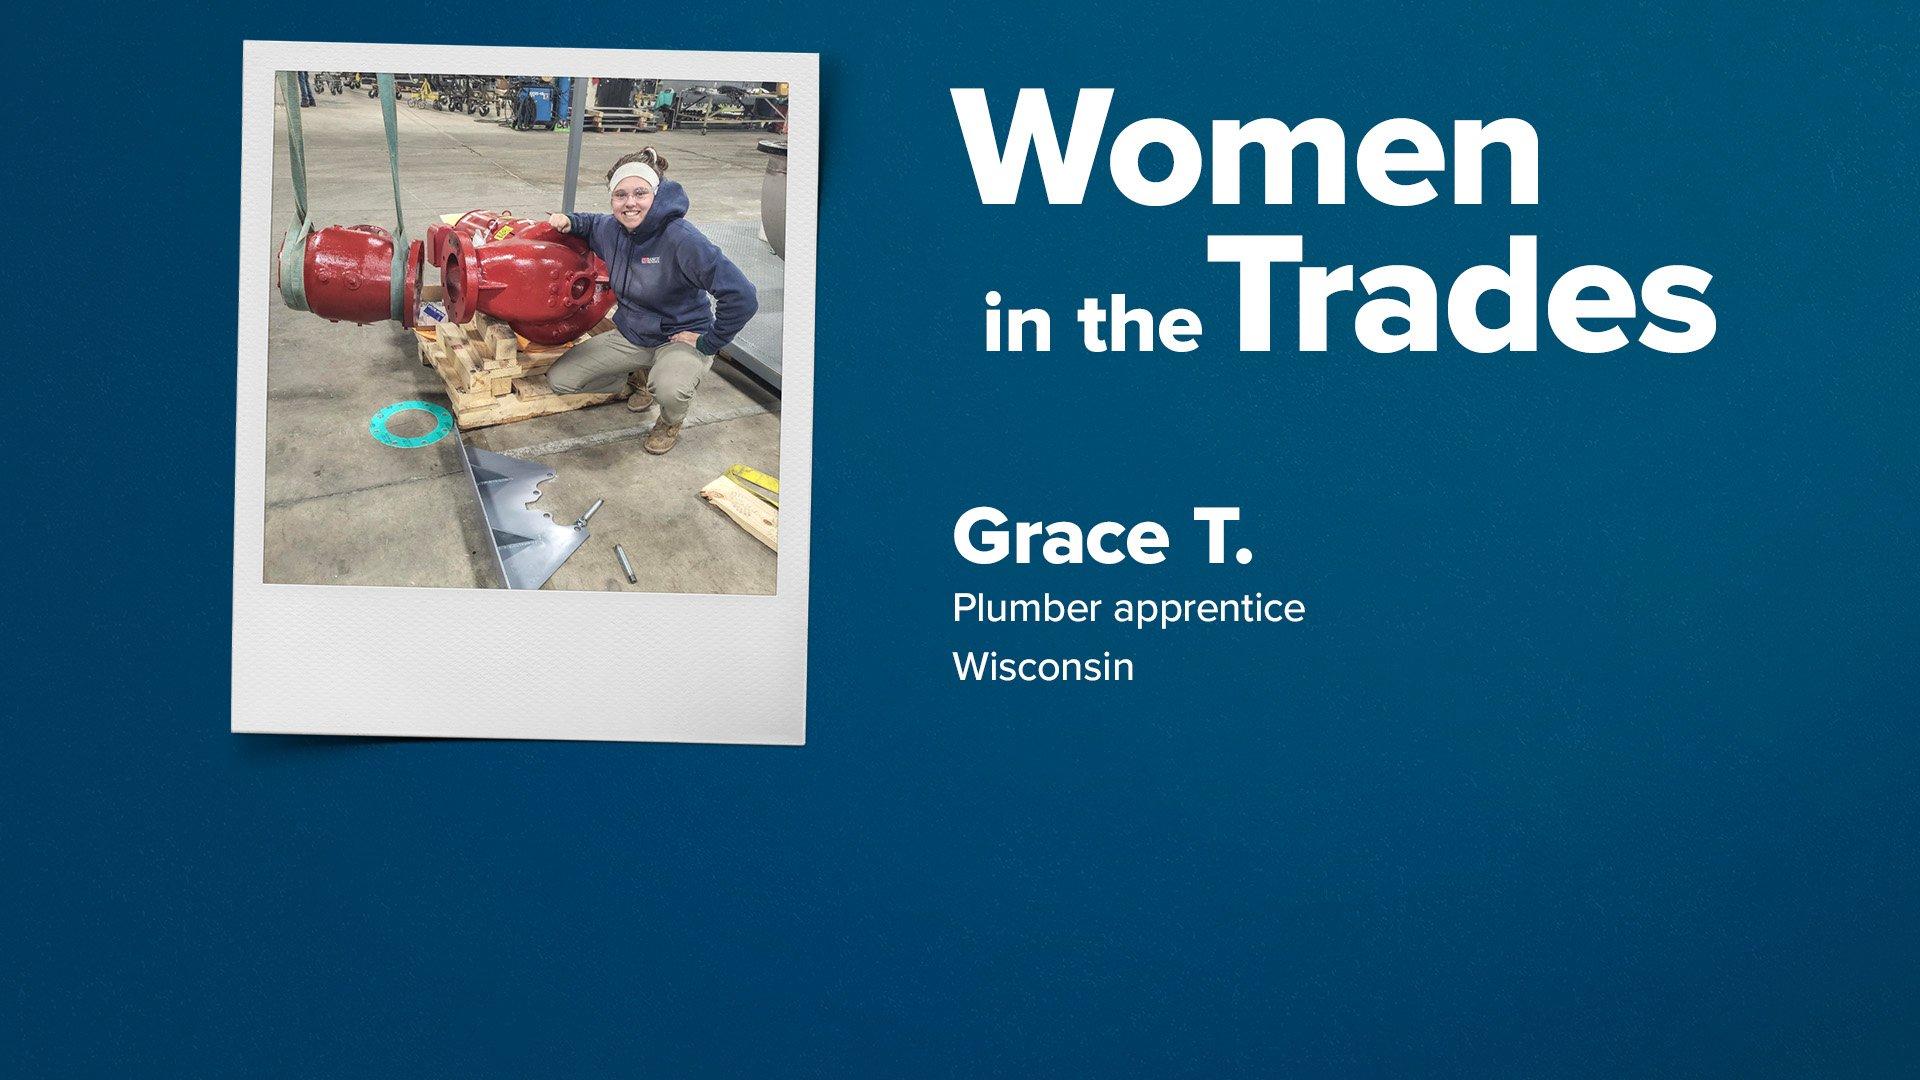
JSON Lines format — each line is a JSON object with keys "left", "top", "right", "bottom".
{"left": 625, "top": 373, "right": 655, "bottom": 411}
{"left": 644, "top": 415, "right": 683, "bottom": 455}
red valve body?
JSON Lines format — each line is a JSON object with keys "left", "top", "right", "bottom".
{"left": 432, "top": 211, "right": 616, "bottom": 346}
{"left": 283, "top": 210, "right": 614, "bottom": 346}
{"left": 279, "top": 225, "right": 425, "bottom": 327}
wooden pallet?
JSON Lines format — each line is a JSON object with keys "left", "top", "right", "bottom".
{"left": 586, "top": 107, "right": 660, "bottom": 132}
{"left": 412, "top": 301, "right": 623, "bottom": 430}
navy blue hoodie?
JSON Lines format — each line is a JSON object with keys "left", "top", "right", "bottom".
{"left": 567, "top": 180, "right": 758, "bottom": 356}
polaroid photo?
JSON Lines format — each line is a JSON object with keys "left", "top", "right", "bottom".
{"left": 234, "top": 41, "right": 815, "bottom": 743}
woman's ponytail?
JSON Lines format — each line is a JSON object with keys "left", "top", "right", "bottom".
{"left": 606, "top": 146, "right": 670, "bottom": 182}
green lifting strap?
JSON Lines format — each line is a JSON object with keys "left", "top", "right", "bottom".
{"left": 379, "top": 73, "right": 409, "bottom": 321}
{"left": 276, "top": 72, "right": 314, "bottom": 312}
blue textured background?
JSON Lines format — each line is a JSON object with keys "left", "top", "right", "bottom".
{"left": 8, "top": 3, "right": 1917, "bottom": 1075}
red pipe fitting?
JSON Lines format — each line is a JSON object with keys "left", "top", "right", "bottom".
{"left": 281, "top": 210, "right": 613, "bottom": 346}
{"left": 438, "top": 212, "right": 615, "bottom": 345}
{"left": 276, "top": 224, "right": 424, "bottom": 328}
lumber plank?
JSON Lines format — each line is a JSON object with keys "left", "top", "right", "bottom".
{"left": 699, "top": 475, "right": 779, "bottom": 552}
{"left": 513, "top": 377, "right": 555, "bottom": 401}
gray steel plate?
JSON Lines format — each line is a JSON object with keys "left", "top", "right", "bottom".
{"left": 699, "top": 219, "right": 784, "bottom": 390}
{"left": 456, "top": 428, "right": 587, "bottom": 590}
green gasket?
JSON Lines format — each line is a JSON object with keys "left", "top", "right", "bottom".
{"left": 369, "top": 400, "right": 454, "bottom": 448}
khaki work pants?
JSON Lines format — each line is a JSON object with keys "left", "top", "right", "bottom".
{"left": 547, "top": 335, "right": 712, "bottom": 425}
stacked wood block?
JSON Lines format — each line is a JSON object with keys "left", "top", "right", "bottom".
{"left": 413, "top": 309, "right": 622, "bottom": 430}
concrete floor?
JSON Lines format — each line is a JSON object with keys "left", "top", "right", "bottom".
{"left": 263, "top": 89, "right": 781, "bottom": 594}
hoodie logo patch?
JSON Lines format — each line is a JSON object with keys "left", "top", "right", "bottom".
{"left": 640, "top": 256, "right": 662, "bottom": 265}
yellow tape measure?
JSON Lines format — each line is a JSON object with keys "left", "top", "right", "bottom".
{"left": 726, "top": 464, "right": 779, "bottom": 508}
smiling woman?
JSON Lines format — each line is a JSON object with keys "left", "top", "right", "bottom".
{"left": 543, "top": 145, "right": 760, "bottom": 454}
{"left": 604, "top": 147, "right": 666, "bottom": 228}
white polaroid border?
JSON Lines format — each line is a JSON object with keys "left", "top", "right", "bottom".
{"left": 233, "top": 41, "right": 815, "bottom": 744}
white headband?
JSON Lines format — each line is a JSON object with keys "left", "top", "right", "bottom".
{"left": 608, "top": 161, "right": 660, "bottom": 194}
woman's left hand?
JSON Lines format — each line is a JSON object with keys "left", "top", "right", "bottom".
{"left": 670, "top": 331, "right": 702, "bottom": 348}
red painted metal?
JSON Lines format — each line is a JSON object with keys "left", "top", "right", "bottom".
{"left": 285, "top": 210, "right": 614, "bottom": 345}
{"left": 435, "top": 212, "right": 615, "bottom": 346}
{"left": 277, "top": 224, "right": 401, "bottom": 325}
{"left": 399, "top": 239, "right": 424, "bottom": 328}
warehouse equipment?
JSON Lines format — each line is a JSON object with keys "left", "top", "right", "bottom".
{"left": 664, "top": 85, "right": 788, "bottom": 132}
{"left": 758, "top": 139, "right": 788, "bottom": 258}
{"left": 434, "top": 76, "right": 495, "bottom": 115}
{"left": 509, "top": 80, "right": 558, "bottom": 130}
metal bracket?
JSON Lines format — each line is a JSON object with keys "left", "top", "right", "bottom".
{"left": 455, "top": 427, "right": 588, "bottom": 590}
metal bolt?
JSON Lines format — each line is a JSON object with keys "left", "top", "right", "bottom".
{"left": 573, "top": 498, "right": 603, "bottom": 530}
{"left": 615, "top": 544, "right": 636, "bottom": 584}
